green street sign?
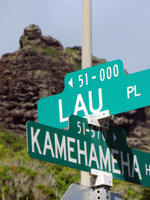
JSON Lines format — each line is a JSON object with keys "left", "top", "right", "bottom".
{"left": 27, "top": 115, "right": 150, "bottom": 187}
{"left": 38, "top": 59, "right": 150, "bottom": 129}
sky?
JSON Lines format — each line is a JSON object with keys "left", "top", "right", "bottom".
{"left": 0, "top": 0, "right": 150, "bottom": 74}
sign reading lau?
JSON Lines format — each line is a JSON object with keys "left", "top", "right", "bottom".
{"left": 38, "top": 59, "right": 150, "bottom": 129}
{"left": 27, "top": 115, "right": 150, "bottom": 187}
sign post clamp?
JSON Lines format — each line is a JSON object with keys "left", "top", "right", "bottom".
{"left": 86, "top": 110, "right": 110, "bottom": 129}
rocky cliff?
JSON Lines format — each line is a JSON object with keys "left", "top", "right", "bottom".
{"left": 0, "top": 24, "right": 105, "bottom": 135}
{"left": 0, "top": 24, "right": 150, "bottom": 152}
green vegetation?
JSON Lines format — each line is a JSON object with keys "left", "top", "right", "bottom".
{"left": 76, "top": 62, "right": 81, "bottom": 70}
{"left": 65, "top": 48, "right": 81, "bottom": 70}
{"left": 65, "top": 48, "right": 107, "bottom": 70}
{"left": 22, "top": 39, "right": 59, "bottom": 61}
{"left": 48, "top": 164, "right": 80, "bottom": 196}
{"left": 65, "top": 48, "right": 78, "bottom": 56}
{"left": 111, "top": 180, "right": 144, "bottom": 200}
{"left": 0, "top": 124, "right": 26, "bottom": 152}
{"left": 141, "top": 188, "right": 150, "bottom": 200}
{"left": 92, "top": 56, "right": 107, "bottom": 64}
{"left": 32, "top": 46, "right": 40, "bottom": 52}
{"left": 26, "top": 41, "right": 35, "bottom": 47}
{"left": 0, "top": 123, "right": 149, "bottom": 199}
{"left": 43, "top": 47, "right": 59, "bottom": 61}
{"left": 44, "top": 47, "right": 59, "bottom": 56}
{"left": 0, "top": 124, "right": 80, "bottom": 199}
{"left": 36, "top": 184, "right": 56, "bottom": 199}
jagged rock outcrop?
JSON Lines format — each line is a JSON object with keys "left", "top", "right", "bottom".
{"left": 0, "top": 24, "right": 105, "bottom": 135}
{"left": 0, "top": 24, "right": 150, "bottom": 152}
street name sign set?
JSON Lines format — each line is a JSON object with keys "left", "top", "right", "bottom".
{"left": 27, "top": 114, "right": 150, "bottom": 187}
{"left": 26, "top": 59, "right": 150, "bottom": 199}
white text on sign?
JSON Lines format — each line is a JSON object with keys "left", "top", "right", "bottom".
{"left": 59, "top": 88, "right": 103, "bottom": 123}
{"left": 127, "top": 85, "right": 141, "bottom": 99}
{"left": 78, "top": 64, "right": 119, "bottom": 88}
{"left": 30, "top": 126, "right": 142, "bottom": 181}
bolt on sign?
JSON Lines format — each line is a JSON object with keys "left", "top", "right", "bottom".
{"left": 38, "top": 59, "right": 150, "bottom": 129}
{"left": 27, "top": 115, "right": 150, "bottom": 187}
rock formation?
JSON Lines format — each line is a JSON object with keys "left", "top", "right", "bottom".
{"left": 0, "top": 24, "right": 150, "bottom": 152}
{"left": 0, "top": 24, "right": 105, "bottom": 135}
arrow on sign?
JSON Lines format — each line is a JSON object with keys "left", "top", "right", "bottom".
{"left": 27, "top": 115, "right": 150, "bottom": 187}
{"left": 38, "top": 59, "right": 150, "bottom": 129}
{"left": 113, "top": 133, "right": 117, "bottom": 143}
{"left": 68, "top": 78, "right": 73, "bottom": 87}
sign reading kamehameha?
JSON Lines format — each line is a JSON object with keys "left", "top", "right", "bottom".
{"left": 38, "top": 60, "right": 150, "bottom": 129}
{"left": 27, "top": 115, "right": 150, "bottom": 187}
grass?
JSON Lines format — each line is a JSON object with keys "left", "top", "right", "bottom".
{"left": 65, "top": 48, "right": 78, "bottom": 55}
{"left": 44, "top": 47, "right": 59, "bottom": 57}
{"left": 0, "top": 124, "right": 80, "bottom": 199}
{"left": 0, "top": 121, "right": 149, "bottom": 200}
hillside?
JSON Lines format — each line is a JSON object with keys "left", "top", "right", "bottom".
{"left": 0, "top": 24, "right": 106, "bottom": 135}
{"left": 0, "top": 24, "right": 150, "bottom": 199}
{"left": 0, "top": 24, "right": 150, "bottom": 152}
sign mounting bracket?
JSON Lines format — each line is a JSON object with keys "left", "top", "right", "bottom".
{"left": 80, "top": 169, "right": 113, "bottom": 200}
{"left": 90, "top": 169, "right": 113, "bottom": 187}
{"left": 91, "top": 169, "right": 113, "bottom": 200}
{"left": 85, "top": 110, "right": 111, "bottom": 129}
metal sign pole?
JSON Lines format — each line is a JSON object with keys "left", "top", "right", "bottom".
{"left": 81, "top": 2, "right": 117, "bottom": 199}
{"left": 81, "top": 0, "right": 92, "bottom": 186}
{"left": 81, "top": 117, "right": 114, "bottom": 200}
{"left": 82, "top": 0, "right": 92, "bottom": 69}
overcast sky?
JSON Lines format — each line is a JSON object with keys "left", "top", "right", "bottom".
{"left": 0, "top": 0, "right": 150, "bottom": 74}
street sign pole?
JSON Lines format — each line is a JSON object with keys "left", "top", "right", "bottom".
{"left": 81, "top": 0, "right": 92, "bottom": 186}
{"left": 81, "top": 1, "right": 115, "bottom": 199}
{"left": 81, "top": 116, "right": 114, "bottom": 200}
{"left": 82, "top": 0, "right": 92, "bottom": 69}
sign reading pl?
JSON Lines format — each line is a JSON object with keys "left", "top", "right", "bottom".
{"left": 27, "top": 115, "right": 150, "bottom": 187}
{"left": 38, "top": 59, "right": 150, "bottom": 128}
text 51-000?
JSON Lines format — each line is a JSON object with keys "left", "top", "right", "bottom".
{"left": 78, "top": 64, "right": 119, "bottom": 87}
